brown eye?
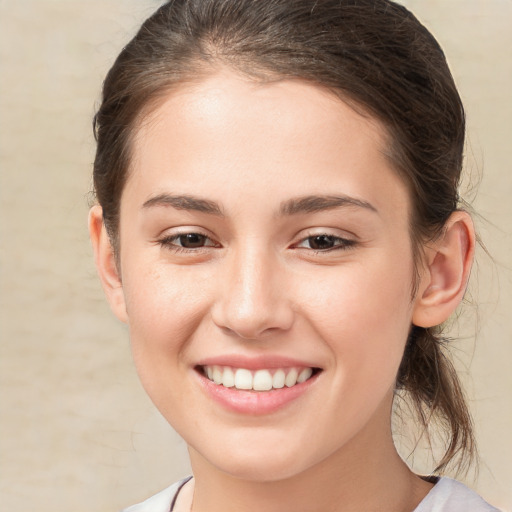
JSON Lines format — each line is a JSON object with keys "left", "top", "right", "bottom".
{"left": 158, "top": 231, "right": 219, "bottom": 254}
{"left": 294, "top": 234, "right": 356, "bottom": 252}
{"left": 308, "top": 235, "right": 337, "bottom": 250}
{"left": 177, "top": 233, "right": 208, "bottom": 248}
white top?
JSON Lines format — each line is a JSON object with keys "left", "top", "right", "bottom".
{"left": 412, "top": 478, "right": 500, "bottom": 512}
{"left": 122, "top": 479, "right": 189, "bottom": 512}
{"left": 122, "top": 476, "right": 501, "bottom": 512}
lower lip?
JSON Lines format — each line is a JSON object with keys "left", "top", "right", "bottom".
{"left": 195, "top": 370, "right": 320, "bottom": 415}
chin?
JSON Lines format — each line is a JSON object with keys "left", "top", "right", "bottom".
{"left": 190, "top": 432, "right": 326, "bottom": 483}
{"left": 214, "top": 455, "right": 307, "bottom": 483}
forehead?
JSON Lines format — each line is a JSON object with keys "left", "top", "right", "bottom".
{"left": 127, "top": 69, "right": 409, "bottom": 219}
{"left": 135, "top": 69, "right": 387, "bottom": 152}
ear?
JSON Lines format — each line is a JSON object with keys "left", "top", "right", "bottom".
{"left": 412, "top": 211, "right": 475, "bottom": 328}
{"left": 88, "top": 205, "right": 128, "bottom": 323}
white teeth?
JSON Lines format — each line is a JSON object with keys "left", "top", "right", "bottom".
{"left": 253, "top": 370, "right": 273, "bottom": 391}
{"left": 297, "top": 367, "right": 313, "bottom": 383}
{"left": 222, "top": 367, "right": 235, "bottom": 388}
{"left": 203, "top": 365, "right": 315, "bottom": 391}
{"left": 272, "top": 369, "right": 286, "bottom": 389}
{"left": 234, "top": 369, "right": 253, "bottom": 390}
{"left": 213, "top": 366, "right": 223, "bottom": 385}
{"left": 285, "top": 368, "right": 299, "bottom": 387}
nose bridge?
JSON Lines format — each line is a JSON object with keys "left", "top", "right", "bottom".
{"left": 214, "top": 241, "right": 292, "bottom": 339}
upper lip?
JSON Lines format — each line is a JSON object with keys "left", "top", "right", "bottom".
{"left": 195, "top": 354, "right": 322, "bottom": 371}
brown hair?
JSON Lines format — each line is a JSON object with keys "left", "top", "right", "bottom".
{"left": 93, "top": 0, "right": 474, "bottom": 473}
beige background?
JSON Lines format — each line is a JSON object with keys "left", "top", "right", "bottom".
{"left": 0, "top": 1, "right": 510, "bottom": 510}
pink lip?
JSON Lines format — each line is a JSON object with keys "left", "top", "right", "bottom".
{"left": 194, "top": 366, "right": 321, "bottom": 416}
{"left": 196, "top": 354, "right": 320, "bottom": 371}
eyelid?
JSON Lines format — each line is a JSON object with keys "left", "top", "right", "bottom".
{"left": 293, "top": 226, "right": 357, "bottom": 241}
{"left": 156, "top": 227, "right": 357, "bottom": 253}
{"left": 157, "top": 227, "right": 221, "bottom": 250}
{"left": 292, "top": 230, "right": 358, "bottom": 252}
{"left": 293, "top": 224, "right": 358, "bottom": 239}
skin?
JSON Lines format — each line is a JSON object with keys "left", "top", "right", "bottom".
{"left": 90, "top": 69, "right": 475, "bottom": 512}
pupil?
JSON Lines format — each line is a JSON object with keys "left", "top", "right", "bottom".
{"left": 311, "top": 235, "right": 335, "bottom": 250}
{"left": 180, "top": 233, "right": 205, "bottom": 248}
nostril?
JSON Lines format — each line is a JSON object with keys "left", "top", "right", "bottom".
{"left": 212, "top": 307, "right": 295, "bottom": 341}
{"left": 209, "top": 268, "right": 294, "bottom": 339}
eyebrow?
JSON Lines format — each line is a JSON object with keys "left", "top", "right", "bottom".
{"left": 141, "top": 193, "right": 377, "bottom": 217}
{"left": 279, "top": 195, "right": 378, "bottom": 216}
{"left": 142, "top": 193, "right": 224, "bottom": 216}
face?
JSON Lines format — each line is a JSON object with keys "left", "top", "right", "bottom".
{"left": 113, "top": 69, "right": 421, "bottom": 481}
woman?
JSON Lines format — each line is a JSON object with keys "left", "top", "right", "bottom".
{"left": 89, "top": 0, "right": 501, "bottom": 510}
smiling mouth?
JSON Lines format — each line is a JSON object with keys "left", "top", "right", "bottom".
{"left": 198, "top": 365, "right": 321, "bottom": 391}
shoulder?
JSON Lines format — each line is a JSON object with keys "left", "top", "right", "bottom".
{"left": 121, "top": 477, "right": 191, "bottom": 512}
{"left": 414, "top": 477, "right": 501, "bottom": 512}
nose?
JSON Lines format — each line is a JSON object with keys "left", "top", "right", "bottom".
{"left": 211, "top": 245, "right": 294, "bottom": 340}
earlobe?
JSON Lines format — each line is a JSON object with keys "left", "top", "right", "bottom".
{"left": 88, "top": 205, "right": 128, "bottom": 323}
{"left": 412, "top": 211, "right": 475, "bottom": 328}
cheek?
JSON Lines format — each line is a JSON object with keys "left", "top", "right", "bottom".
{"left": 297, "top": 249, "right": 414, "bottom": 387}
{"left": 119, "top": 264, "right": 218, "bottom": 425}
{"left": 121, "top": 263, "right": 213, "bottom": 369}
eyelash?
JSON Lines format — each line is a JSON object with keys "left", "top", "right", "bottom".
{"left": 293, "top": 233, "right": 356, "bottom": 253}
{"left": 158, "top": 232, "right": 356, "bottom": 254}
{"left": 158, "top": 232, "right": 218, "bottom": 253}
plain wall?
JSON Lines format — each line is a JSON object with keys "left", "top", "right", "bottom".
{"left": 0, "top": 1, "right": 510, "bottom": 510}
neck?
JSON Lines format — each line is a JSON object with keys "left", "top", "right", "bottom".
{"left": 185, "top": 401, "right": 433, "bottom": 512}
